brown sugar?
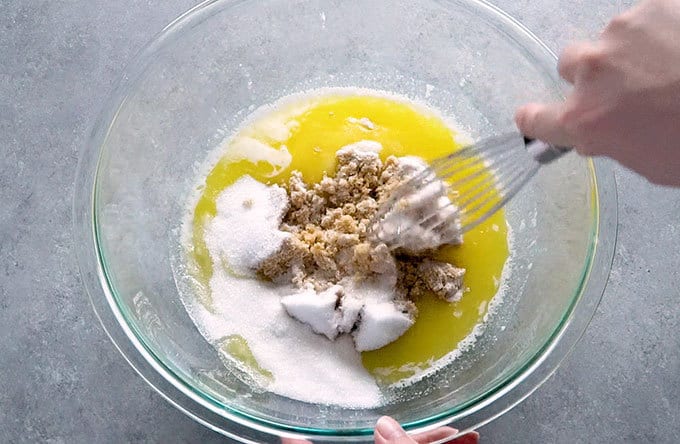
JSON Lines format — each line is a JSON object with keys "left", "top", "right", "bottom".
{"left": 257, "top": 144, "right": 465, "bottom": 308}
{"left": 397, "top": 258, "right": 466, "bottom": 302}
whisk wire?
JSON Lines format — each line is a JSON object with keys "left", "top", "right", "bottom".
{"left": 372, "top": 133, "right": 571, "bottom": 248}
{"left": 462, "top": 165, "right": 538, "bottom": 221}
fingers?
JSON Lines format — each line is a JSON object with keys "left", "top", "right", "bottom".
{"left": 374, "top": 416, "right": 416, "bottom": 444}
{"left": 449, "top": 431, "right": 480, "bottom": 444}
{"left": 413, "top": 426, "right": 459, "bottom": 443}
{"left": 413, "top": 426, "right": 479, "bottom": 443}
{"left": 374, "top": 416, "right": 479, "bottom": 444}
{"left": 514, "top": 102, "right": 574, "bottom": 147}
{"left": 558, "top": 41, "right": 601, "bottom": 84}
{"left": 280, "top": 438, "right": 312, "bottom": 444}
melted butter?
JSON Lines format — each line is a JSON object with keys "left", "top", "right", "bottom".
{"left": 188, "top": 90, "right": 509, "bottom": 384}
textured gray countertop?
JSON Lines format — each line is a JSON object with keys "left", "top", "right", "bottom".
{"left": 2, "top": 0, "right": 680, "bottom": 442}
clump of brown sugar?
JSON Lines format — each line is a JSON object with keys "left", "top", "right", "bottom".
{"left": 397, "top": 258, "right": 466, "bottom": 302}
{"left": 257, "top": 143, "right": 465, "bottom": 305}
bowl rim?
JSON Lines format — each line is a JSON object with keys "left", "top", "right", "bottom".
{"left": 72, "top": 0, "right": 618, "bottom": 441}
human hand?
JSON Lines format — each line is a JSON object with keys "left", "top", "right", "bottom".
{"left": 280, "top": 416, "right": 479, "bottom": 444}
{"left": 515, "top": 0, "right": 680, "bottom": 186}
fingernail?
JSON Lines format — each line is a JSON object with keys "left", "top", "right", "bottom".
{"left": 376, "top": 416, "right": 406, "bottom": 440}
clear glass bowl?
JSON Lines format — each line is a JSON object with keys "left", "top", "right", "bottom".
{"left": 73, "top": 0, "right": 617, "bottom": 442}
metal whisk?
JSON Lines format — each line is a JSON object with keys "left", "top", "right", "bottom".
{"left": 371, "top": 132, "right": 570, "bottom": 250}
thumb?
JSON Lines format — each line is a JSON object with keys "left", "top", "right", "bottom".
{"left": 374, "top": 416, "right": 415, "bottom": 444}
{"left": 515, "top": 102, "right": 574, "bottom": 148}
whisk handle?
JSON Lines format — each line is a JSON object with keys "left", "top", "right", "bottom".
{"left": 523, "top": 137, "right": 571, "bottom": 164}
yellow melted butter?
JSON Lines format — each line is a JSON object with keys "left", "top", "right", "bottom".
{"left": 188, "top": 91, "right": 509, "bottom": 384}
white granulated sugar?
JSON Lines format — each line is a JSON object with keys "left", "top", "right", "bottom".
{"left": 282, "top": 276, "right": 414, "bottom": 352}
{"left": 336, "top": 139, "right": 383, "bottom": 155}
{"left": 346, "top": 279, "right": 414, "bottom": 351}
{"left": 336, "top": 293, "right": 364, "bottom": 333}
{"left": 394, "top": 155, "right": 427, "bottom": 174}
{"left": 281, "top": 285, "right": 342, "bottom": 340}
{"left": 196, "top": 177, "right": 382, "bottom": 407}
{"left": 205, "top": 175, "right": 289, "bottom": 276}
{"left": 197, "top": 270, "right": 382, "bottom": 408}
{"left": 353, "top": 302, "right": 414, "bottom": 352}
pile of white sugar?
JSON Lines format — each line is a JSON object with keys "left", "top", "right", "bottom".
{"left": 196, "top": 175, "right": 382, "bottom": 407}
{"left": 204, "top": 175, "right": 290, "bottom": 276}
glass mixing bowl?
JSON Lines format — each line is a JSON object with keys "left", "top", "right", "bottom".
{"left": 73, "top": 0, "right": 617, "bottom": 441}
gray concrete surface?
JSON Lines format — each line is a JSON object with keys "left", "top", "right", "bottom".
{"left": 1, "top": 0, "right": 679, "bottom": 442}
